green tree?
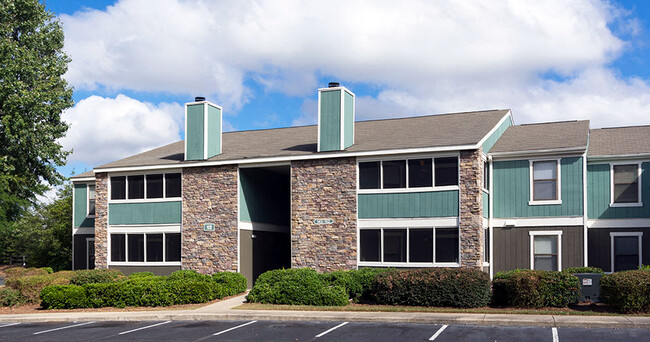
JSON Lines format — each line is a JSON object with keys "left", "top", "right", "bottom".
{"left": 0, "top": 0, "right": 73, "bottom": 223}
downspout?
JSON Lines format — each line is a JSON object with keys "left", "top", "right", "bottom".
{"left": 583, "top": 152, "right": 588, "bottom": 266}
{"left": 489, "top": 155, "right": 494, "bottom": 279}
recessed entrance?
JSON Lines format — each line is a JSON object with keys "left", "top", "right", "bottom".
{"left": 238, "top": 165, "right": 291, "bottom": 286}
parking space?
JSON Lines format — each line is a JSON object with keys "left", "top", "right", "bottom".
{"left": 0, "top": 320, "right": 649, "bottom": 341}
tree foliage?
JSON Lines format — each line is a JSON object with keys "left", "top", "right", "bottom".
{"left": 0, "top": 0, "right": 73, "bottom": 222}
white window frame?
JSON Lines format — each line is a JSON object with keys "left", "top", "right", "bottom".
{"left": 108, "top": 170, "right": 182, "bottom": 203}
{"left": 529, "top": 230, "right": 563, "bottom": 271}
{"left": 609, "top": 162, "right": 643, "bottom": 207}
{"left": 358, "top": 225, "right": 460, "bottom": 267}
{"left": 610, "top": 232, "right": 643, "bottom": 273}
{"left": 357, "top": 153, "right": 460, "bottom": 194}
{"left": 529, "top": 159, "right": 562, "bottom": 205}
{"left": 86, "top": 237, "right": 95, "bottom": 270}
{"left": 107, "top": 226, "right": 181, "bottom": 266}
{"left": 482, "top": 160, "right": 490, "bottom": 193}
{"left": 86, "top": 183, "right": 96, "bottom": 218}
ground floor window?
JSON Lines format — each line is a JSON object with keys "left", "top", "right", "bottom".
{"left": 484, "top": 227, "right": 490, "bottom": 264}
{"left": 359, "top": 227, "right": 459, "bottom": 265}
{"left": 110, "top": 232, "right": 181, "bottom": 264}
{"left": 529, "top": 231, "right": 562, "bottom": 271}
{"left": 610, "top": 232, "right": 643, "bottom": 272}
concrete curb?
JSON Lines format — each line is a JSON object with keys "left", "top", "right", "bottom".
{"left": 1, "top": 309, "right": 649, "bottom": 329}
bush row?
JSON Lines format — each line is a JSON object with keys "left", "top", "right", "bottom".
{"left": 601, "top": 269, "right": 650, "bottom": 313}
{"left": 492, "top": 269, "right": 580, "bottom": 308}
{"left": 4, "top": 271, "right": 76, "bottom": 303}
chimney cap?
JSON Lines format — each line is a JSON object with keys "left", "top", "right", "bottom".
{"left": 328, "top": 82, "right": 340, "bottom": 88}
{"left": 194, "top": 96, "right": 206, "bottom": 102}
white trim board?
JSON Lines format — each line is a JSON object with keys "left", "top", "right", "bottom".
{"left": 492, "top": 217, "right": 583, "bottom": 227}
{"left": 529, "top": 230, "right": 563, "bottom": 271}
{"left": 73, "top": 227, "right": 95, "bottom": 235}
{"left": 108, "top": 225, "right": 181, "bottom": 233}
{"left": 71, "top": 177, "right": 95, "bottom": 182}
{"left": 475, "top": 110, "right": 513, "bottom": 148}
{"left": 588, "top": 219, "right": 650, "bottom": 228}
{"left": 358, "top": 217, "right": 458, "bottom": 228}
{"left": 528, "top": 158, "right": 562, "bottom": 205}
{"left": 609, "top": 162, "right": 643, "bottom": 207}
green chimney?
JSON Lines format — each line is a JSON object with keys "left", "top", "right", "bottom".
{"left": 185, "top": 97, "right": 222, "bottom": 161}
{"left": 318, "top": 83, "right": 355, "bottom": 152}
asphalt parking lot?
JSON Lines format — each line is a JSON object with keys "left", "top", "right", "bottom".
{"left": 1, "top": 320, "right": 649, "bottom": 341}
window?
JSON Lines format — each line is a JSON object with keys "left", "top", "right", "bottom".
{"left": 110, "top": 173, "right": 182, "bottom": 200}
{"left": 483, "top": 162, "right": 489, "bottom": 191}
{"left": 531, "top": 160, "right": 560, "bottom": 203}
{"left": 612, "top": 164, "right": 640, "bottom": 205}
{"left": 611, "top": 233, "right": 642, "bottom": 272}
{"left": 484, "top": 227, "right": 490, "bottom": 263}
{"left": 530, "top": 231, "right": 562, "bottom": 271}
{"left": 358, "top": 157, "right": 458, "bottom": 190}
{"left": 87, "top": 184, "right": 96, "bottom": 217}
{"left": 359, "top": 227, "right": 459, "bottom": 265}
{"left": 110, "top": 232, "right": 181, "bottom": 264}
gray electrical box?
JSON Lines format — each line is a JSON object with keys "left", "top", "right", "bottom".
{"left": 574, "top": 273, "right": 602, "bottom": 302}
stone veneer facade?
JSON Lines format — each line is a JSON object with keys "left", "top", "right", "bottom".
{"left": 93, "top": 173, "right": 108, "bottom": 269}
{"left": 459, "top": 149, "right": 484, "bottom": 269}
{"left": 291, "top": 158, "right": 357, "bottom": 272}
{"left": 182, "top": 165, "right": 238, "bottom": 273}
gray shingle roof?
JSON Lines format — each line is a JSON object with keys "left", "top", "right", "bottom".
{"left": 69, "top": 170, "right": 95, "bottom": 179}
{"left": 588, "top": 125, "right": 650, "bottom": 157}
{"left": 88, "top": 109, "right": 509, "bottom": 171}
{"left": 489, "top": 120, "right": 590, "bottom": 154}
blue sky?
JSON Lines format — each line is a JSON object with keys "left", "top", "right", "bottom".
{"left": 39, "top": 1, "right": 650, "bottom": 180}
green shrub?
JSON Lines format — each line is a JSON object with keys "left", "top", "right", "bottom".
{"left": 247, "top": 268, "right": 348, "bottom": 306}
{"left": 70, "top": 269, "right": 124, "bottom": 286}
{"left": 128, "top": 272, "right": 155, "bottom": 279}
{"left": 168, "top": 269, "right": 210, "bottom": 281}
{"left": 40, "top": 285, "right": 89, "bottom": 309}
{"left": 492, "top": 269, "right": 580, "bottom": 308}
{"left": 168, "top": 280, "right": 222, "bottom": 304}
{"left": 4, "top": 267, "right": 48, "bottom": 279}
{"left": 562, "top": 267, "right": 604, "bottom": 274}
{"left": 212, "top": 272, "right": 247, "bottom": 296}
{"left": 322, "top": 268, "right": 391, "bottom": 302}
{"left": 639, "top": 265, "right": 650, "bottom": 271}
{"left": 83, "top": 281, "right": 174, "bottom": 308}
{"left": 601, "top": 269, "right": 650, "bottom": 313}
{"left": 0, "top": 287, "right": 25, "bottom": 307}
{"left": 372, "top": 268, "right": 491, "bottom": 308}
{"left": 41, "top": 267, "right": 54, "bottom": 274}
{"left": 5, "top": 271, "right": 75, "bottom": 303}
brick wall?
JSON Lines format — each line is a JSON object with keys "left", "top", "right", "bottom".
{"left": 459, "top": 149, "right": 484, "bottom": 269}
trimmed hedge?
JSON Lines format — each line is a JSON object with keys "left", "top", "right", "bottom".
{"left": 0, "top": 287, "right": 25, "bottom": 307}
{"left": 41, "top": 285, "right": 89, "bottom": 309}
{"left": 128, "top": 272, "right": 155, "bottom": 279}
{"left": 5, "top": 271, "right": 75, "bottom": 303}
{"left": 70, "top": 269, "right": 124, "bottom": 286}
{"left": 212, "top": 272, "right": 247, "bottom": 296}
{"left": 371, "top": 268, "right": 491, "bottom": 308}
{"left": 321, "top": 268, "right": 391, "bottom": 302}
{"left": 246, "top": 268, "right": 348, "bottom": 306}
{"left": 562, "top": 267, "right": 604, "bottom": 274}
{"left": 601, "top": 269, "right": 650, "bottom": 313}
{"left": 4, "top": 267, "right": 48, "bottom": 279}
{"left": 492, "top": 269, "right": 580, "bottom": 308}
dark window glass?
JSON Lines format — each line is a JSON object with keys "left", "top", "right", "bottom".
{"left": 88, "top": 185, "right": 96, "bottom": 216}
{"left": 146, "top": 234, "right": 163, "bottom": 262}
{"left": 614, "top": 236, "right": 639, "bottom": 272}
{"left": 435, "top": 157, "right": 458, "bottom": 186}
{"left": 435, "top": 228, "right": 459, "bottom": 263}
{"left": 146, "top": 174, "right": 164, "bottom": 199}
{"left": 483, "top": 162, "right": 489, "bottom": 190}
{"left": 128, "top": 234, "right": 145, "bottom": 262}
{"left": 360, "top": 229, "right": 381, "bottom": 262}
{"left": 484, "top": 228, "right": 490, "bottom": 263}
{"left": 533, "top": 235, "right": 558, "bottom": 271}
{"left": 165, "top": 233, "right": 181, "bottom": 262}
{"left": 359, "top": 162, "right": 380, "bottom": 189}
{"left": 111, "top": 176, "right": 126, "bottom": 200}
{"left": 408, "top": 159, "right": 432, "bottom": 188}
{"left": 165, "top": 173, "right": 182, "bottom": 198}
{"left": 532, "top": 161, "right": 558, "bottom": 201}
{"left": 613, "top": 165, "right": 639, "bottom": 203}
{"left": 128, "top": 175, "right": 144, "bottom": 199}
{"left": 409, "top": 228, "right": 433, "bottom": 262}
{"left": 383, "top": 160, "right": 406, "bottom": 189}
{"left": 110, "top": 234, "right": 126, "bottom": 262}
{"left": 383, "top": 229, "right": 406, "bottom": 262}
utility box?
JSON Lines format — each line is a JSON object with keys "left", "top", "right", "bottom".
{"left": 574, "top": 273, "right": 602, "bottom": 302}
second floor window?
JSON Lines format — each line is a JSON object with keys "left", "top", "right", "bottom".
{"left": 111, "top": 173, "right": 182, "bottom": 200}
{"left": 532, "top": 160, "right": 558, "bottom": 201}
{"left": 87, "top": 185, "right": 95, "bottom": 216}
{"left": 359, "top": 157, "right": 458, "bottom": 190}
{"left": 612, "top": 164, "right": 640, "bottom": 204}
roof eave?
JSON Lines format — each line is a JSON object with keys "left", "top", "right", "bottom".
{"left": 489, "top": 146, "right": 588, "bottom": 160}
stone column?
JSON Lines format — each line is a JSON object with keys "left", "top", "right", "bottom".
{"left": 93, "top": 173, "right": 108, "bottom": 269}
{"left": 182, "top": 165, "right": 238, "bottom": 274}
{"left": 291, "top": 157, "right": 357, "bottom": 272}
{"left": 459, "top": 149, "right": 484, "bottom": 269}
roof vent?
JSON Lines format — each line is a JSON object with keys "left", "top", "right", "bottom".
{"left": 328, "top": 82, "right": 340, "bottom": 88}
{"left": 194, "top": 96, "right": 206, "bottom": 102}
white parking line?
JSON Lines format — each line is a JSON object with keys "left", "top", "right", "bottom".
{"left": 33, "top": 321, "right": 95, "bottom": 335}
{"left": 552, "top": 327, "right": 559, "bottom": 342}
{"left": 0, "top": 322, "right": 20, "bottom": 328}
{"left": 213, "top": 320, "right": 257, "bottom": 336}
{"left": 315, "top": 322, "right": 349, "bottom": 338}
{"left": 118, "top": 321, "right": 172, "bottom": 335}
{"left": 429, "top": 324, "right": 448, "bottom": 341}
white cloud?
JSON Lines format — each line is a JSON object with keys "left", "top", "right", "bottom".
{"left": 61, "top": 95, "right": 182, "bottom": 166}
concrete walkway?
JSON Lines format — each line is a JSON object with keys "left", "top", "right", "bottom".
{"left": 1, "top": 294, "right": 649, "bottom": 329}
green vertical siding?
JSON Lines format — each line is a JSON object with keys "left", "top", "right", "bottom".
{"left": 493, "top": 157, "right": 583, "bottom": 218}
{"left": 186, "top": 104, "right": 204, "bottom": 160}
{"left": 319, "top": 90, "right": 341, "bottom": 151}
{"left": 358, "top": 191, "right": 459, "bottom": 218}
{"left": 73, "top": 183, "right": 94, "bottom": 228}
{"left": 587, "top": 162, "right": 650, "bottom": 219}
{"left": 239, "top": 168, "right": 290, "bottom": 225}
{"left": 108, "top": 201, "right": 182, "bottom": 225}
{"left": 482, "top": 115, "right": 512, "bottom": 153}
{"left": 343, "top": 91, "right": 354, "bottom": 149}
{"left": 206, "top": 104, "right": 221, "bottom": 158}
{"left": 483, "top": 191, "right": 489, "bottom": 218}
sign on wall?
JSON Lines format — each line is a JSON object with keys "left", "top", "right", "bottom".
{"left": 313, "top": 218, "right": 334, "bottom": 224}
{"left": 203, "top": 223, "right": 215, "bottom": 231}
